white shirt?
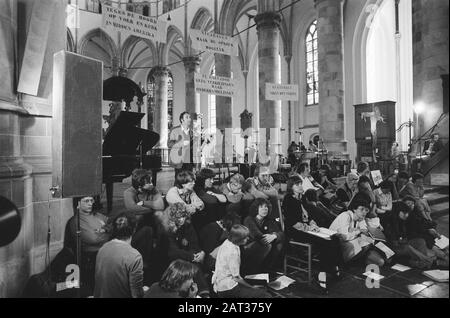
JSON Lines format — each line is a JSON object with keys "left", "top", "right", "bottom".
{"left": 299, "top": 175, "right": 321, "bottom": 192}
{"left": 212, "top": 239, "right": 240, "bottom": 293}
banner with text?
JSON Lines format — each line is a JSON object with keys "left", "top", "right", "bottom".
{"left": 265, "top": 83, "right": 299, "bottom": 101}
{"left": 195, "top": 73, "right": 235, "bottom": 97}
{"left": 190, "top": 29, "right": 238, "bottom": 56}
{"left": 102, "top": 4, "right": 166, "bottom": 43}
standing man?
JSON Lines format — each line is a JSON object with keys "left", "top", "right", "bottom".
{"left": 168, "top": 112, "right": 200, "bottom": 177}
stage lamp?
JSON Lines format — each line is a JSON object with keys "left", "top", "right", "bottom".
{"left": 413, "top": 102, "right": 425, "bottom": 115}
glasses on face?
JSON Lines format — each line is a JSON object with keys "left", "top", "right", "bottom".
{"left": 81, "top": 198, "right": 94, "bottom": 203}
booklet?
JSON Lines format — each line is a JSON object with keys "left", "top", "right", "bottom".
{"left": 435, "top": 235, "right": 449, "bottom": 249}
{"left": 244, "top": 273, "right": 269, "bottom": 286}
{"left": 268, "top": 276, "right": 296, "bottom": 291}
{"left": 375, "top": 242, "right": 395, "bottom": 259}
{"left": 307, "top": 227, "right": 337, "bottom": 240}
{"left": 422, "top": 270, "right": 449, "bottom": 283}
{"left": 391, "top": 264, "right": 412, "bottom": 272}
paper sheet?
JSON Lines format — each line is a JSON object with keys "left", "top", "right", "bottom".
{"left": 435, "top": 235, "right": 449, "bottom": 249}
{"left": 244, "top": 273, "right": 269, "bottom": 283}
{"left": 391, "top": 264, "right": 412, "bottom": 272}
{"left": 307, "top": 228, "right": 337, "bottom": 240}
{"left": 268, "top": 276, "right": 296, "bottom": 290}
{"left": 422, "top": 270, "right": 449, "bottom": 282}
{"left": 363, "top": 271, "right": 384, "bottom": 281}
{"left": 375, "top": 242, "right": 395, "bottom": 259}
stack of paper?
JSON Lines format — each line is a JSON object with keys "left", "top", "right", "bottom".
{"left": 435, "top": 235, "right": 449, "bottom": 249}
{"left": 422, "top": 270, "right": 449, "bottom": 283}
{"left": 375, "top": 242, "right": 395, "bottom": 259}
{"left": 268, "top": 276, "right": 296, "bottom": 291}
{"left": 307, "top": 227, "right": 337, "bottom": 240}
{"left": 244, "top": 273, "right": 269, "bottom": 286}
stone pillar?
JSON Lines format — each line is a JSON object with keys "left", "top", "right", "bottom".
{"left": 315, "top": 0, "right": 347, "bottom": 153}
{"left": 182, "top": 56, "right": 201, "bottom": 121}
{"left": 255, "top": 11, "right": 282, "bottom": 163}
{"left": 152, "top": 66, "right": 170, "bottom": 149}
{"left": 412, "top": 0, "right": 449, "bottom": 138}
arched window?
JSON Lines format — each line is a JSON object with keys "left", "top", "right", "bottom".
{"left": 147, "top": 72, "right": 174, "bottom": 131}
{"left": 305, "top": 20, "right": 318, "bottom": 106}
{"left": 208, "top": 66, "right": 217, "bottom": 132}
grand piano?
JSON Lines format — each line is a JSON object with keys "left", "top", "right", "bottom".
{"left": 103, "top": 111, "right": 161, "bottom": 213}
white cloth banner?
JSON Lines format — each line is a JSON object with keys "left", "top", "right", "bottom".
{"left": 102, "top": 4, "right": 166, "bottom": 43}
{"left": 190, "top": 29, "right": 238, "bottom": 56}
{"left": 195, "top": 73, "right": 235, "bottom": 97}
{"left": 265, "top": 83, "right": 299, "bottom": 101}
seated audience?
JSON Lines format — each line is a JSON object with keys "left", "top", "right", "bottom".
{"left": 330, "top": 199, "right": 385, "bottom": 267}
{"left": 212, "top": 224, "right": 271, "bottom": 298}
{"left": 69, "top": 196, "right": 110, "bottom": 293}
{"left": 282, "top": 176, "right": 342, "bottom": 290}
{"left": 94, "top": 212, "right": 144, "bottom": 298}
{"left": 334, "top": 172, "right": 359, "bottom": 213}
{"left": 246, "top": 165, "right": 281, "bottom": 219}
{"left": 192, "top": 168, "right": 227, "bottom": 232}
{"left": 145, "top": 260, "right": 199, "bottom": 298}
{"left": 397, "top": 171, "right": 415, "bottom": 199}
{"left": 375, "top": 180, "right": 394, "bottom": 215}
{"left": 423, "top": 133, "right": 444, "bottom": 157}
{"left": 356, "top": 161, "right": 371, "bottom": 179}
{"left": 166, "top": 170, "right": 204, "bottom": 216}
{"left": 411, "top": 173, "right": 432, "bottom": 221}
{"left": 243, "top": 198, "right": 285, "bottom": 273}
{"left": 123, "top": 169, "right": 164, "bottom": 216}
{"left": 302, "top": 189, "right": 337, "bottom": 228}
{"left": 157, "top": 203, "right": 211, "bottom": 297}
{"left": 384, "top": 201, "right": 446, "bottom": 269}
{"left": 297, "top": 162, "right": 324, "bottom": 194}
{"left": 315, "top": 164, "right": 337, "bottom": 191}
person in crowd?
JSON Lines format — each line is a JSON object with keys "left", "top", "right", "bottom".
{"left": 397, "top": 171, "right": 416, "bottom": 199}
{"left": 157, "top": 203, "right": 211, "bottom": 297}
{"left": 123, "top": 169, "right": 164, "bottom": 214}
{"left": 94, "top": 212, "right": 144, "bottom": 298}
{"left": 389, "top": 142, "right": 401, "bottom": 174}
{"left": 192, "top": 168, "right": 227, "bottom": 232}
{"left": 356, "top": 161, "right": 371, "bottom": 179}
{"left": 199, "top": 214, "right": 237, "bottom": 259}
{"left": 313, "top": 164, "right": 337, "bottom": 191}
{"left": 384, "top": 201, "right": 446, "bottom": 269}
{"left": 410, "top": 173, "right": 432, "bottom": 221}
{"left": 145, "top": 260, "right": 199, "bottom": 298}
{"left": 282, "top": 175, "right": 342, "bottom": 290}
{"left": 423, "top": 133, "right": 444, "bottom": 157}
{"left": 219, "top": 173, "right": 247, "bottom": 222}
{"left": 212, "top": 224, "right": 271, "bottom": 298}
{"left": 308, "top": 140, "right": 318, "bottom": 152}
{"left": 302, "top": 189, "right": 337, "bottom": 228}
{"left": 375, "top": 180, "right": 394, "bottom": 216}
{"left": 243, "top": 198, "right": 285, "bottom": 273}
{"left": 334, "top": 172, "right": 359, "bottom": 212}
{"left": 166, "top": 170, "right": 204, "bottom": 216}
{"left": 167, "top": 111, "right": 197, "bottom": 176}
{"left": 299, "top": 142, "right": 307, "bottom": 152}
{"left": 329, "top": 199, "right": 385, "bottom": 267}
{"left": 69, "top": 196, "right": 110, "bottom": 293}
{"left": 297, "top": 162, "right": 324, "bottom": 194}
{"left": 287, "top": 141, "right": 299, "bottom": 165}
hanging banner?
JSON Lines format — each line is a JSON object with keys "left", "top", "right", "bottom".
{"left": 195, "top": 73, "right": 235, "bottom": 97}
{"left": 190, "top": 29, "right": 238, "bottom": 56}
{"left": 265, "top": 83, "right": 299, "bottom": 101}
{"left": 102, "top": 4, "right": 166, "bottom": 43}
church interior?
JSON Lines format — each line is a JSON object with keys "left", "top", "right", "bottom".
{"left": 0, "top": 0, "right": 448, "bottom": 299}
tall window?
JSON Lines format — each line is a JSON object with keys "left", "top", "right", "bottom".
{"left": 305, "top": 20, "right": 318, "bottom": 105}
{"left": 208, "top": 66, "right": 217, "bottom": 132}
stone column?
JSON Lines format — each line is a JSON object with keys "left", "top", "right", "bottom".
{"left": 152, "top": 66, "right": 170, "bottom": 149}
{"left": 315, "top": 0, "right": 347, "bottom": 153}
{"left": 255, "top": 11, "right": 282, "bottom": 164}
{"left": 412, "top": 0, "right": 449, "bottom": 138}
{"left": 182, "top": 56, "right": 201, "bottom": 120}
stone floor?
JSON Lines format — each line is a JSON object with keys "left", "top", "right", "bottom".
{"left": 99, "top": 167, "right": 449, "bottom": 299}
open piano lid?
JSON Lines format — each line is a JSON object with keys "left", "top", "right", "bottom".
{"left": 103, "top": 111, "right": 160, "bottom": 156}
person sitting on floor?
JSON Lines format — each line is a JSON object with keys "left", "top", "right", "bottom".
{"left": 302, "top": 189, "right": 337, "bottom": 228}
{"left": 384, "top": 201, "right": 445, "bottom": 269}
{"left": 246, "top": 165, "right": 281, "bottom": 220}
{"left": 397, "top": 171, "right": 415, "bottom": 199}
{"left": 282, "top": 175, "right": 342, "bottom": 290}
{"left": 123, "top": 168, "right": 164, "bottom": 215}
{"left": 219, "top": 173, "right": 250, "bottom": 222}
{"left": 199, "top": 213, "right": 238, "bottom": 260}
{"left": 410, "top": 173, "right": 432, "bottom": 221}
{"left": 145, "top": 260, "right": 199, "bottom": 298}
{"left": 356, "top": 161, "right": 371, "bottom": 179}
{"left": 297, "top": 162, "right": 325, "bottom": 194}
{"left": 191, "top": 168, "right": 227, "bottom": 232}
{"left": 94, "top": 212, "right": 144, "bottom": 298}
{"left": 212, "top": 224, "right": 272, "bottom": 298}
{"left": 313, "top": 164, "right": 338, "bottom": 191}
{"left": 350, "top": 176, "right": 384, "bottom": 230}
{"left": 166, "top": 170, "right": 204, "bottom": 216}
{"left": 243, "top": 198, "right": 285, "bottom": 273}
{"left": 157, "top": 203, "right": 211, "bottom": 297}
{"left": 329, "top": 198, "right": 385, "bottom": 267}
{"left": 333, "top": 172, "right": 359, "bottom": 213}
{"left": 375, "top": 180, "right": 394, "bottom": 215}
{"left": 69, "top": 196, "right": 110, "bottom": 293}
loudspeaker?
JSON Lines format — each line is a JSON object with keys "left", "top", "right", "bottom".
{"left": 52, "top": 51, "right": 103, "bottom": 198}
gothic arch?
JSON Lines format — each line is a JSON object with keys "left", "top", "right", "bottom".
{"left": 162, "top": 25, "right": 184, "bottom": 66}
{"left": 191, "top": 7, "right": 214, "bottom": 31}
{"left": 120, "top": 35, "right": 157, "bottom": 70}
{"left": 67, "top": 28, "right": 75, "bottom": 52}
{"left": 78, "top": 28, "right": 118, "bottom": 59}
